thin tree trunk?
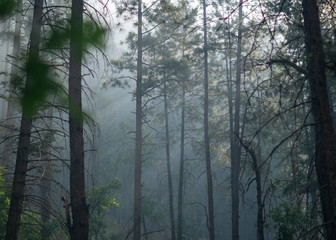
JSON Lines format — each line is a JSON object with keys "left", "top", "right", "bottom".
{"left": 142, "top": 215, "right": 149, "bottom": 240}
{"left": 39, "top": 108, "right": 53, "bottom": 239}
{"left": 256, "top": 79, "right": 265, "bottom": 240}
{"left": 134, "top": 0, "right": 143, "bottom": 239}
{"left": 225, "top": 19, "right": 234, "bottom": 166}
{"left": 225, "top": 21, "right": 236, "bottom": 240}
{"left": 239, "top": 140, "right": 264, "bottom": 240}
{"left": 224, "top": 14, "right": 237, "bottom": 240}
{"left": 68, "top": 0, "right": 89, "bottom": 238}
{"left": 304, "top": 122, "right": 318, "bottom": 240}
{"left": 5, "top": 0, "right": 43, "bottom": 239}
{"left": 177, "top": 83, "right": 185, "bottom": 240}
{"left": 163, "top": 74, "right": 176, "bottom": 240}
{"left": 0, "top": 22, "right": 10, "bottom": 166}
{"left": 202, "top": 0, "right": 215, "bottom": 239}
{"left": 39, "top": 160, "right": 52, "bottom": 239}
{"left": 252, "top": 151, "right": 264, "bottom": 240}
{"left": 232, "top": 1, "right": 243, "bottom": 240}
{"left": 302, "top": 0, "right": 336, "bottom": 239}
{"left": 38, "top": 158, "right": 53, "bottom": 238}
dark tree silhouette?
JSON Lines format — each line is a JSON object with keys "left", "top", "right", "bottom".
{"left": 68, "top": 0, "right": 89, "bottom": 238}
{"left": 302, "top": 0, "right": 336, "bottom": 239}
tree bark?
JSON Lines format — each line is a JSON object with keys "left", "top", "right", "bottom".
{"left": 177, "top": 83, "right": 185, "bottom": 240}
{"left": 202, "top": 0, "right": 215, "bottom": 239}
{"left": 232, "top": 1, "right": 243, "bottom": 240}
{"left": 225, "top": 19, "right": 234, "bottom": 168}
{"left": 302, "top": 98, "right": 318, "bottom": 239}
{"left": 39, "top": 108, "right": 53, "bottom": 239}
{"left": 163, "top": 74, "right": 176, "bottom": 240}
{"left": 247, "top": 147, "right": 264, "bottom": 240}
{"left": 134, "top": 0, "right": 143, "bottom": 239}
{"left": 5, "top": 0, "right": 43, "bottom": 239}
{"left": 302, "top": 0, "right": 336, "bottom": 239}
{"left": 68, "top": 0, "right": 89, "bottom": 238}
{"left": 39, "top": 160, "right": 52, "bottom": 239}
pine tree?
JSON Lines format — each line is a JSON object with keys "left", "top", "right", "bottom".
{"left": 302, "top": 0, "right": 336, "bottom": 239}
{"left": 5, "top": 0, "right": 44, "bottom": 238}
{"left": 67, "top": 0, "right": 89, "bottom": 238}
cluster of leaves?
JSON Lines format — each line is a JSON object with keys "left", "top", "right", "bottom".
{"left": 0, "top": 0, "right": 16, "bottom": 17}
{"left": 14, "top": 55, "right": 62, "bottom": 116}
{"left": 0, "top": 168, "right": 56, "bottom": 240}
{"left": 18, "top": 212, "right": 43, "bottom": 240}
{"left": 9, "top": 17, "right": 106, "bottom": 116}
{"left": 268, "top": 201, "right": 310, "bottom": 240}
{"left": 0, "top": 167, "right": 10, "bottom": 238}
{"left": 88, "top": 178, "right": 122, "bottom": 240}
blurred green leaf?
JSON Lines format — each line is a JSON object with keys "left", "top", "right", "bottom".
{"left": 82, "top": 21, "right": 106, "bottom": 49}
{"left": 15, "top": 17, "right": 106, "bottom": 116}
{"left": 12, "top": 55, "right": 62, "bottom": 116}
{"left": 0, "top": 0, "right": 16, "bottom": 17}
{"left": 45, "top": 25, "right": 71, "bottom": 49}
{"left": 0, "top": 167, "right": 10, "bottom": 239}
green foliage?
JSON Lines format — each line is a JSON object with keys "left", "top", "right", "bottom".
{"left": 0, "top": 168, "right": 10, "bottom": 239}
{"left": 82, "top": 21, "right": 106, "bottom": 51}
{"left": 46, "top": 20, "right": 106, "bottom": 54}
{"left": 0, "top": 0, "right": 16, "bottom": 17}
{"left": 88, "top": 179, "right": 121, "bottom": 212}
{"left": 142, "top": 196, "right": 164, "bottom": 221}
{"left": 88, "top": 179, "right": 121, "bottom": 240}
{"left": 20, "top": 56, "right": 61, "bottom": 116}
{"left": 11, "top": 16, "right": 106, "bottom": 116}
{"left": 268, "top": 201, "right": 305, "bottom": 240}
{"left": 0, "top": 168, "right": 51, "bottom": 240}
{"left": 19, "top": 212, "right": 43, "bottom": 240}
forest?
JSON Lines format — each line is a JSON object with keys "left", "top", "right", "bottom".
{"left": 0, "top": 0, "right": 336, "bottom": 239}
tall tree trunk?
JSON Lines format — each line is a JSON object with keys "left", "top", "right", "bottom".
{"left": 39, "top": 159, "right": 52, "bottom": 239}
{"left": 225, "top": 21, "right": 236, "bottom": 240}
{"left": 5, "top": 0, "right": 43, "bottom": 239}
{"left": 68, "top": 0, "right": 89, "bottom": 238}
{"left": 304, "top": 123, "right": 319, "bottom": 240}
{"left": 256, "top": 79, "right": 265, "bottom": 240}
{"left": 302, "top": 0, "right": 336, "bottom": 239}
{"left": 202, "top": 0, "right": 215, "bottom": 239}
{"left": 134, "top": 0, "right": 143, "bottom": 239}
{"left": 163, "top": 74, "right": 176, "bottom": 240}
{"left": 39, "top": 108, "right": 53, "bottom": 239}
{"left": 225, "top": 19, "right": 234, "bottom": 169}
{"left": 142, "top": 215, "right": 149, "bottom": 240}
{"left": 239, "top": 138, "right": 264, "bottom": 240}
{"left": 303, "top": 97, "right": 318, "bottom": 239}
{"left": 177, "top": 83, "right": 185, "bottom": 240}
{"left": 251, "top": 150, "right": 264, "bottom": 240}
{"left": 0, "top": 22, "right": 10, "bottom": 166}
{"left": 2, "top": 0, "right": 23, "bottom": 172}
{"left": 232, "top": 1, "right": 243, "bottom": 240}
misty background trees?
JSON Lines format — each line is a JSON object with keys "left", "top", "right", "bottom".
{"left": 1, "top": 0, "right": 336, "bottom": 239}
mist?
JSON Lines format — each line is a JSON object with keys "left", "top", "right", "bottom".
{"left": 1, "top": 0, "right": 336, "bottom": 240}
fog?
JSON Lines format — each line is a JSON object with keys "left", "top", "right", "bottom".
{"left": 1, "top": 0, "right": 335, "bottom": 240}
